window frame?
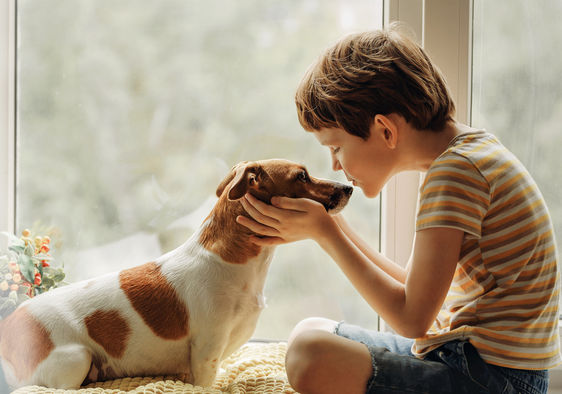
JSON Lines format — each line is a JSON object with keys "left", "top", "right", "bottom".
{"left": 381, "top": 0, "right": 472, "bottom": 269}
{"left": 0, "top": 0, "right": 15, "bottom": 238}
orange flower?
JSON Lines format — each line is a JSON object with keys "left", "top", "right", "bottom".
{"left": 34, "top": 273, "right": 42, "bottom": 285}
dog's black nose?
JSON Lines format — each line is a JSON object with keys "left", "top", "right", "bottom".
{"left": 343, "top": 185, "right": 353, "bottom": 196}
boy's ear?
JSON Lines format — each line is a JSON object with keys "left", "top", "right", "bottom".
{"left": 373, "top": 114, "right": 398, "bottom": 149}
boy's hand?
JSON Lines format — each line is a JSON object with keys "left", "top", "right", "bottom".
{"left": 236, "top": 193, "right": 334, "bottom": 246}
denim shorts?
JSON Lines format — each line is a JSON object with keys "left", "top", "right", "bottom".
{"left": 335, "top": 322, "right": 549, "bottom": 394}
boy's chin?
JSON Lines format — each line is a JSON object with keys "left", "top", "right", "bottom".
{"left": 360, "top": 185, "right": 379, "bottom": 199}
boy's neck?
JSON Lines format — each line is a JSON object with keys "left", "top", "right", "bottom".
{"left": 403, "top": 120, "right": 475, "bottom": 171}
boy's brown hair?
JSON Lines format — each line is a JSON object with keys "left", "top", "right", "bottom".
{"left": 295, "top": 23, "right": 455, "bottom": 139}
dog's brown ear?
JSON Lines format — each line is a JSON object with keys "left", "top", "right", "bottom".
{"left": 215, "top": 162, "right": 257, "bottom": 200}
{"left": 216, "top": 162, "right": 249, "bottom": 198}
{"left": 227, "top": 165, "right": 258, "bottom": 201}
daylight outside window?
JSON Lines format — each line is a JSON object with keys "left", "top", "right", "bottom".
{"left": 15, "top": 0, "right": 383, "bottom": 339}
{"left": 471, "top": 0, "right": 562, "bottom": 313}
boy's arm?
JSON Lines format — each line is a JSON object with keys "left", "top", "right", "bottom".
{"left": 332, "top": 214, "right": 407, "bottom": 284}
{"left": 319, "top": 220, "right": 462, "bottom": 338}
{"left": 237, "top": 194, "right": 463, "bottom": 338}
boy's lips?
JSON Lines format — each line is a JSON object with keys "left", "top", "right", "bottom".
{"left": 342, "top": 170, "right": 361, "bottom": 187}
{"left": 345, "top": 173, "right": 359, "bottom": 186}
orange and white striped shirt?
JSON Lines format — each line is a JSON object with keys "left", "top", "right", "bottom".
{"left": 413, "top": 131, "right": 561, "bottom": 370}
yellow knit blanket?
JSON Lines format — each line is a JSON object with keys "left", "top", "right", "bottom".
{"left": 13, "top": 342, "right": 296, "bottom": 394}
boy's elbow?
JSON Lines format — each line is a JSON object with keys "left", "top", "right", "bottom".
{"left": 394, "top": 316, "right": 433, "bottom": 339}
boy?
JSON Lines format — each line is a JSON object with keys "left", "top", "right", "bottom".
{"left": 236, "top": 24, "right": 559, "bottom": 394}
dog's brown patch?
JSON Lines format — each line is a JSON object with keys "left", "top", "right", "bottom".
{"left": 119, "top": 262, "right": 189, "bottom": 339}
{"left": 199, "top": 202, "right": 262, "bottom": 264}
{"left": 0, "top": 306, "right": 54, "bottom": 381}
{"left": 85, "top": 309, "right": 131, "bottom": 358}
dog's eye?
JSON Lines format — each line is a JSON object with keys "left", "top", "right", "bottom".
{"left": 297, "top": 171, "right": 308, "bottom": 183}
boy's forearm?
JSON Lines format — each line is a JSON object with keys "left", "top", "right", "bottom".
{"left": 333, "top": 215, "right": 407, "bottom": 284}
{"left": 317, "top": 222, "right": 419, "bottom": 337}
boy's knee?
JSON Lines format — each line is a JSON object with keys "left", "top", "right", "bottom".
{"left": 288, "top": 317, "right": 337, "bottom": 345}
{"left": 285, "top": 330, "right": 332, "bottom": 393}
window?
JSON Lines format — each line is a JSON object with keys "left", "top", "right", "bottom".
{"left": 14, "top": 0, "right": 383, "bottom": 339}
{"left": 471, "top": 0, "right": 562, "bottom": 289}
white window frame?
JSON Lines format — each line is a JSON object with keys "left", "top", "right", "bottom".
{"left": 382, "top": 0, "right": 472, "bottom": 268}
{"left": 0, "top": 0, "right": 15, "bottom": 240}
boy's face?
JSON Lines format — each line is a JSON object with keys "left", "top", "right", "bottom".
{"left": 314, "top": 126, "right": 398, "bottom": 198}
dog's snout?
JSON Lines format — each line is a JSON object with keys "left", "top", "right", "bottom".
{"left": 342, "top": 185, "right": 353, "bottom": 197}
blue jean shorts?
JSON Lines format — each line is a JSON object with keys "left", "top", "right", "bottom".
{"left": 335, "top": 322, "right": 549, "bottom": 394}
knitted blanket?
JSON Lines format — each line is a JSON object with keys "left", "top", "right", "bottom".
{"left": 12, "top": 342, "right": 296, "bottom": 394}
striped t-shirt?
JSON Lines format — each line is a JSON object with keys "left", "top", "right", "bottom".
{"left": 413, "top": 131, "right": 560, "bottom": 370}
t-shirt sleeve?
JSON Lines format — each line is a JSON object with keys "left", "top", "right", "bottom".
{"left": 416, "top": 153, "right": 490, "bottom": 238}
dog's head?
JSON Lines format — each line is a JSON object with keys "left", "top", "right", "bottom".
{"left": 216, "top": 159, "right": 352, "bottom": 214}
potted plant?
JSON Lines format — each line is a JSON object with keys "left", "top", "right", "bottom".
{"left": 0, "top": 228, "right": 67, "bottom": 319}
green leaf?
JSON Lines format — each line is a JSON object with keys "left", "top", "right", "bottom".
{"left": 24, "top": 244, "right": 35, "bottom": 257}
{"left": 18, "top": 254, "right": 35, "bottom": 283}
{"left": 53, "top": 271, "right": 65, "bottom": 282}
{"left": 32, "top": 254, "right": 53, "bottom": 261}
{"left": 8, "top": 291, "right": 17, "bottom": 302}
{"left": 42, "top": 277, "right": 54, "bottom": 289}
{"left": 2, "top": 232, "right": 24, "bottom": 247}
{"left": 9, "top": 245, "right": 25, "bottom": 254}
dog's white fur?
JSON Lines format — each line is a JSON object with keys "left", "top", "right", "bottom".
{"left": 0, "top": 159, "right": 352, "bottom": 389}
{"left": 4, "top": 231, "right": 272, "bottom": 388}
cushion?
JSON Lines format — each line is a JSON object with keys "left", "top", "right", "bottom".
{"left": 12, "top": 342, "right": 296, "bottom": 393}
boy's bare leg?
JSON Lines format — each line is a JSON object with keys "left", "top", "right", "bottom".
{"left": 286, "top": 318, "right": 372, "bottom": 394}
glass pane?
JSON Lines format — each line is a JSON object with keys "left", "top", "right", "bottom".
{"left": 472, "top": 1, "right": 562, "bottom": 286}
{"left": 16, "top": 0, "right": 383, "bottom": 339}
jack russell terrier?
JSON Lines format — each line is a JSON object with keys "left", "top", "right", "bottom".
{"left": 0, "top": 159, "right": 352, "bottom": 390}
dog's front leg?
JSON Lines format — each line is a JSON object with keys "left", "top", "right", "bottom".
{"left": 190, "top": 337, "right": 227, "bottom": 388}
